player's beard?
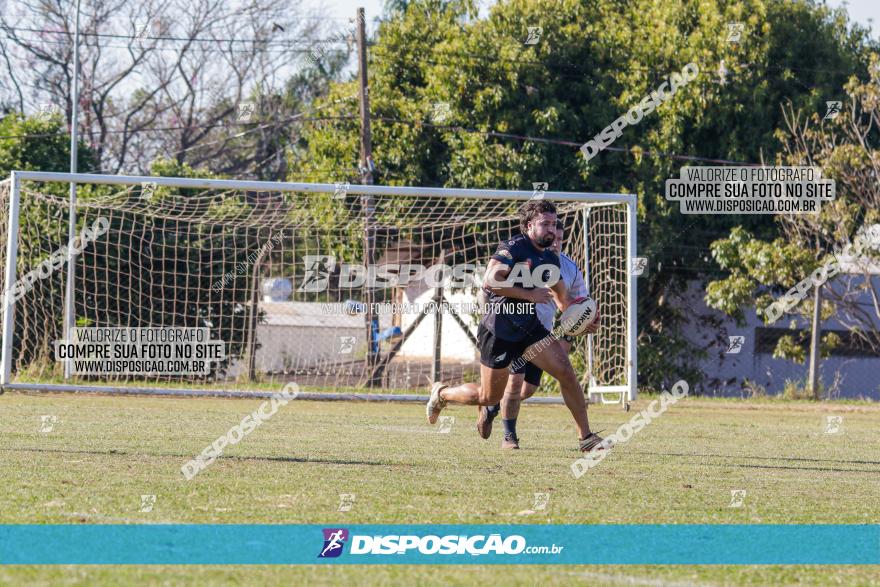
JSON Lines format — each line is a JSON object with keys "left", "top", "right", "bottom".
{"left": 538, "top": 232, "right": 554, "bottom": 248}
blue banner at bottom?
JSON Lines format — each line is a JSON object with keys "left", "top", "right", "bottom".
{"left": 1, "top": 524, "right": 877, "bottom": 565}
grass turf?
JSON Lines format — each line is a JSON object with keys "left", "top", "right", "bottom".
{"left": 1, "top": 391, "right": 878, "bottom": 585}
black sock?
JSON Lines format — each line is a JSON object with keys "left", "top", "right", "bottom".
{"left": 503, "top": 418, "right": 517, "bottom": 438}
{"left": 486, "top": 404, "right": 500, "bottom": 419}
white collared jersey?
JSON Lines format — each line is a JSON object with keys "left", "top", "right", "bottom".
{"left": 536, "top": 252, "right": 589, "bottom": 331}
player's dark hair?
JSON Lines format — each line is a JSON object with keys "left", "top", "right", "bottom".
{"left": 519, "top": 200, "right": 557, "bottom": 232}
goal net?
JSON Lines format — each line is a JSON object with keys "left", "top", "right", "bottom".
{"left": 0, "top": 172, "right": 635, "bottom": 401}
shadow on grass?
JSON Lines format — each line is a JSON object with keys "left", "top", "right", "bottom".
{"left": 1, "top": 446, "right": 397, "bottom": 467}
{"left": 630, "top": 450, "right": 880, "bottom": 473}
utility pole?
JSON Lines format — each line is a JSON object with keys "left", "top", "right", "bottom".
{"left": 356, "top": 7, "right": 378, "bottom": 378}
{"left": 63, "top": 0, "right": 82, "bottom": 379}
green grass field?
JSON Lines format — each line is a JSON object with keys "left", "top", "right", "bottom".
{"left": 1, "top": 391, "right": 879, "bottom": 585}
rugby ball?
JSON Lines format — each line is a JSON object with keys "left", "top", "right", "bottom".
{"left": 560, "top": 297, "right": 598, "bottom": 336}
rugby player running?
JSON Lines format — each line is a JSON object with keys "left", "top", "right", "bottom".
{"left": 493, "top": 219, "right": 588, "bottom": 449}
{"left": 425, "top": 200, "right": 610, "bottom": 453}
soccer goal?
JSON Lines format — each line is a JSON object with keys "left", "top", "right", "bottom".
{"left": 0, "top": 171, "right": 636, "bottom": 405}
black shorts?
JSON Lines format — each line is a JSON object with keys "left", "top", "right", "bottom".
{"left": 511, "top": 360, "right": 543, "bottom": 386}
{"left": 477, "top": 323, "right": 551, "bottom": 370}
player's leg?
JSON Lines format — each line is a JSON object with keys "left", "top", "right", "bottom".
{"left": 500, "top": 372, "right": 525, "bottom": 448}
{"left": 499, "top": 359, "right": 529, "bottom": 428}
{"left": 527, "top": 337, "right": 609, "bottom": 451}
{"left": 426, "top": 364, "right": 509, "bottom": 424}
{"left": 500, "top": 363, "right": 541, "bottom": 449}
{"left": 500, "top": 372, "right": 526, "bottom": 420}
{"left": 426, "top": 325, "right": 512, "bottom": 425}
{"left": 437, "top": 365, "right": 509, "bottom": 405}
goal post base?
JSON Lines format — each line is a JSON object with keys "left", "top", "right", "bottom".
{"left": 588, "top": 385, "right": 635, "bottom": 411}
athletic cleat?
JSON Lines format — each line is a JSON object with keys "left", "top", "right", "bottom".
{"left": 476, "top": 405, "right": 499, "bottom": 439}
{"left": 426, "top": 382, "right": 448, "bottom": 425}
{"left": 579, "top": 431, "right": 613, "bottom": 452}
{"left": 501, "top": 434, "right": 520, "bottom": 449}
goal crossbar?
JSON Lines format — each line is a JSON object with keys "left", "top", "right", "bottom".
{"left": 10, "top": 171, "right": 637, "bottom": 204}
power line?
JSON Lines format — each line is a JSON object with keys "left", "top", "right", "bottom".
{"left": 376, "top": 43, "right": 865, "bottom": 80}
{"left": 0, "top": 30, "right": 332, "bottom": 54}
{"left": 370, "top": 116, "right": 757, "bottom": 165}
{"left": 3, "top": 25, "right": 353, "bottom": 47}
{"left": 0, "top": 115, "right": 354, "bottom": 141}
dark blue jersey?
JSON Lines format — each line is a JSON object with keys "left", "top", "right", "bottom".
{"left": 480, "top": 233, "right": 560, "bottom": 342}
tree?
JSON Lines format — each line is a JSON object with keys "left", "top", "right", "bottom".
{"left": 0, "top": 0, "right": 327, "bottom": 176}
{"left": 706, "top": 64, "right": 880, "bottom": 395}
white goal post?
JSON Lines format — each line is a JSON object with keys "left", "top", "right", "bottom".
{"left": 0, "top": 171, "right": 636, "bottom": 404}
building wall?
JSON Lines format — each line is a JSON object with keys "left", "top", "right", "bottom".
{"left": 675, "top": 278, "right": 880, "bottom": 400}
{"left": 399, "top": 282, "right": 479, "bottom": 362}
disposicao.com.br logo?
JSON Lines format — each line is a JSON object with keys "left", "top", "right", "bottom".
{"left": 318, "top": 529, "right": 563, "bottom": 558}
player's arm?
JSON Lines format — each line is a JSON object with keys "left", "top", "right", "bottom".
{"left": 550, "top": 275, "right": 575, "bottom": 311}
{"left": 483, "top": 258, "right": 552, "bottom": 304}
{"left": 570, "top": 264, "right": 589, "bottom": 300}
